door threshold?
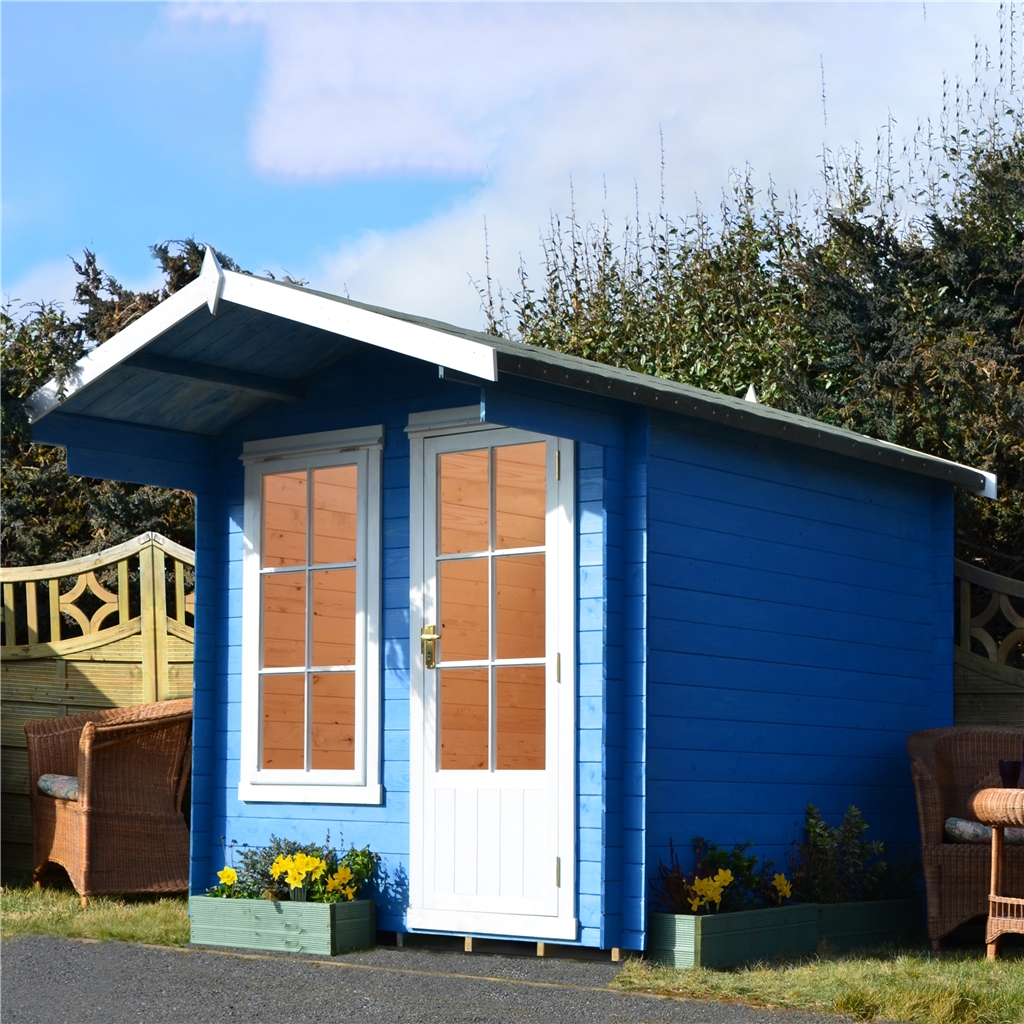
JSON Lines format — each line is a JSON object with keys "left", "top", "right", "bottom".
{"left": 383, "top": 931, "right": 626, "bottom": 962}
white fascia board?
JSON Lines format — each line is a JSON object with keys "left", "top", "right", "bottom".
{"left": 220, "top": 271, "right": 498, "bottom": 382}
{"left": 25, "top": 277, "right": 210, "bottom": 424}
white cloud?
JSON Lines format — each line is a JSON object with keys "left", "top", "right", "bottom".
{"left": 3, "top": 258, "right": 82, "bottom": 313}
{"left": 190, "top": 2, "right": 1000, "bottom": 327}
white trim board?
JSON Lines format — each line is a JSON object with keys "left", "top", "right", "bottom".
{"left": 241, "top": 425, "right": 384, "bottom": 464}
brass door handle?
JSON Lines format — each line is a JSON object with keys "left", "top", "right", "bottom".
{"left": 420, "top": 625, "right": 441, "bottom": 669}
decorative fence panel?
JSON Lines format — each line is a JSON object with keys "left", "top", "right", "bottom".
{"left": 0, "top": 533, "right": 194, "bottom": 874}
{"left": 954, "top": 559, "right": 1024, "bottom": 726}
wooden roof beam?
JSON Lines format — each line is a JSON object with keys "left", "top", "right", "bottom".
{"left": 122, "top": 352, "right": 304, "bottom": 403}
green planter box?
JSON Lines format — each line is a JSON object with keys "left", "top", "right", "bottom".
{"left": 649, "top": 904, "right": 819, "bottom": 969}
{"left": 649, "top": 898, "right": 922, "bottom": 969}
{"left": 817, "top": 898, "right": 922, "bottom": 952}
{"left": 189, "top": 896, "right": 375, "bottom": 955}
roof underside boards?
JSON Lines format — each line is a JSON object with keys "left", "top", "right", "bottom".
{"left": 26, "top": 251, "right": 992, "bottom": 495}
{"left": 48, "top": 303, "right": 362, "bottom": 435}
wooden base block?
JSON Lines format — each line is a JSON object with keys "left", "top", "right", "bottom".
{"left": 464, "top": 936, "right": 474, "bottom": 953}
{"left": 610, "top": 947, "right": 621, "bottom": 962}
{"left": 536, "top": 942, "right": 547, "bottom": 957}
{"left": 395, "top": 931, "right": 404, "bottom": 947}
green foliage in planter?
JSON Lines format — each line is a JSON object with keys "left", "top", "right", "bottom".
{"left": 651, "top": 838, "right": 783, "bottom": 915}
{"left": 789, "top": 805, "right": 892, "bottom": 904}
{"left": 210, "top": 833, "right": 379, "bottom": 903}
{"left": 653, "top": 806, "right": 918, "bottom": 915}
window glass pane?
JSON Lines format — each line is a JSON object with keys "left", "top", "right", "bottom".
{"left": 439, "top": 450, "right": 489, "bottom": 554}
{"left": 264, "top": 471, "right": 307, "bottom": 567}
{"left": 313, "top": 465, "right": 357, "bottom": 564}
{"left": 495, "top": 554, "right": 545, "bottom": 660}
{"left": 440, "top": 668, "right": 489, "bottom": 769}
{"left": 439, "top": 558, "right": 488, "bottom": 662}
{"left": 495, "top": 443, "right": 546, "bottom": 550}
{"left": 261, "top": 674, "right": 305, "bottom": 769}
{"left": 312, "top": 569, "right": 355, "bottom": 667}
{"left": 262, "top": 574, "right": 306, "bottom": 667}
{"left": 311, "top": 672, "right": 355, "bottom": 770}
{"left": 496, "top": 666, "right": 545, "bottom": 770}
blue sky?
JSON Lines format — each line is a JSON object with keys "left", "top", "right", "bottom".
{"left": 2, "top": 2, "right": 1010, "bottom": 328}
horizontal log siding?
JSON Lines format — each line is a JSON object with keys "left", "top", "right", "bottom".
{"left": 643, "top": 416, "right": 953, "bottom": 884}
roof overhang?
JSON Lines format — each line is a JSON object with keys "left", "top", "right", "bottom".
{"left": 26, "top": 248, "right": 497, "bottom": 434}
{"left": 27, "top": 249, "right": 996, "bottom": 498}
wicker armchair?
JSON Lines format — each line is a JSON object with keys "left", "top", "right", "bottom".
{"left": 26, "top": 699, "right": 192, "bottom": 901}
{"left": 907, "top": 726, "right": 1024, "bottom": 948}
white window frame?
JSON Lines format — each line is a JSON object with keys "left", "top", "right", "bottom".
{"left": 239, "top": 425, "right": 383, "bottom": 804}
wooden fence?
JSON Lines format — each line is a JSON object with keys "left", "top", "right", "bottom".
{"left": 0, "top": 533, "right": 195, "bottom": 874}
{"left": 954, "top": 558, "right": 1024, "bottom": 726}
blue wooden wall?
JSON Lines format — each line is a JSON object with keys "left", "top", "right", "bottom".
{"left": 642, "top": 411, "right": 954, "bottom": 902}
{"left": 37, "top": 341, "right": 956, "bottom": 950}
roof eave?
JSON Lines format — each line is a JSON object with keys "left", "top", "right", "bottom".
{"left": 495, "top": 350, "right": 994, "bottom": 497}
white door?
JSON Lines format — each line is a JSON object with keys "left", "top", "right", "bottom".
{"left": 408, "top": 425, "right": 576, "bottom": 940}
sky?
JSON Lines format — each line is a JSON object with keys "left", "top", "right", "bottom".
{"left": 1, "top": 1, "right": 1013, "bottom": 331}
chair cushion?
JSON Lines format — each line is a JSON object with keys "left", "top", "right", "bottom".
{"left": 946, "top": 816, "right": 1024, "bottom": 845}
{"left": 37, "top": 774, "right": 79, "bottom": 801}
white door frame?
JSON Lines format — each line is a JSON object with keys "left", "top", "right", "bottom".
{"left": 407, "top": 419, "right": 577, "bottom": 940}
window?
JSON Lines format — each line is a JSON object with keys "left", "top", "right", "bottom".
{"left": 239, "top": 426, "right": 382, "bottom": 803}
{"left": 436, "top": 441, "right": 548, "bottom": 771}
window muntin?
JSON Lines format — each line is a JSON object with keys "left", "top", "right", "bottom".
{"left": 259, "top": 464, "right": 359, "bottom": 773}
{"left": 436, "top": 441, "right": 547, "bottom": 772}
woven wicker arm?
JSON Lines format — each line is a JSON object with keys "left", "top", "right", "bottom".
{"left": 909, "top": 758, "right": 945, "bottom": 847}
{"left": 25, "top": 714, "right": 85, "bottom": 786}
{"left": 77, "top": 713, "right": 192, "bottom": 816}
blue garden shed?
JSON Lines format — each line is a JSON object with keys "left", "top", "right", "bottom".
{"left": 28, "top": 250, "right": 995, "bottom": 952}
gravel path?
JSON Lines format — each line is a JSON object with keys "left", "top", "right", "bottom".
{"left": 2, "top": 937, "right": 849, "bottom": 1024}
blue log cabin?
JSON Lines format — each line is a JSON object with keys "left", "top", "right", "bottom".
{"left": 27, "top": 249, "right": 995, "bottom": 952}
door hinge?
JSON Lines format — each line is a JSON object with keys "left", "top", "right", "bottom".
{"left": 555, "top": 449, "right": 560, "bottom": 480}
{"left": 556, "top": 652, "right": 561, "bottom": 682}
{"left": 556, "top": 856, "right": 561, "bottom": 888}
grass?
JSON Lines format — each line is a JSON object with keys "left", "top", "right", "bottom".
{"left": 613, "top": 945, "right": 1024, "bottom": 1024}
{"left": 0, "top": 884, "right": 189, "bottom": 947}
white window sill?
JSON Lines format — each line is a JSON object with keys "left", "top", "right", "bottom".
{"left": 238, "top": 781, "right": 383, "bottom": 805}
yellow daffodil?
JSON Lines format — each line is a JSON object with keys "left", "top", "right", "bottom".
{"left": 326, "top": 866, "right": 355, "bottom": 894}
{"left": 217, "top": 866, "right": 237, "bottom": 886}
{"left": 772, "top": 873, "right": 792, "bottom": 902}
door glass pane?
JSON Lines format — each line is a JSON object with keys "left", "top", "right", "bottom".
{"left": 313, "top": 465, "right": 357, "bottom": 564}
{"left": 495, "top": 443, "right": 546, "bottom": 550}
{"left": 262, "top": 574, "right": 306, "bottom": 668}
{"left": 495, "top": 554, "right": 545, "bottom": 659}
{"left": 312, "top": 569, "right": 355, "bottom": 667}
{"left": 264, "top": 471, "right": 307, "bottom": 567}
{"left": 440, "top": 668, "right": 489, "bottom": 769}
{"left": 311, "top": 672, "right": 355, "bottom": 770}
{"left": 439, "top": 450, "right": 489, "bottom": 554}
{"left": 262, "top": 674, "right": 304, "bottom": 769}
{"left": 439, "top": 558, "right": 488, "bottom": 662}
{"left": 496, "top": 666, "right": 545, "bottom": 770}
